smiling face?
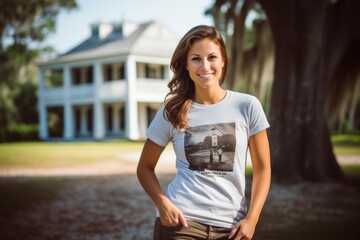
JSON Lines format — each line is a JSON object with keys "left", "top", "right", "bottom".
{"left": 186, "top": 38, "right": 225, "bottom": 90}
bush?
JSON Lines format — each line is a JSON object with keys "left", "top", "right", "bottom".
{"left": 6, "top": 123, "right": 39, "bottom": 142}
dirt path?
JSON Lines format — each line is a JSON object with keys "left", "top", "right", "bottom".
{"left": 0, "top": 174, "right": 359, "bottom": 239}
{"left": 0, "top": 174, "right": 175, "bottom": 240}
{"left": 0, "top": 151, "right": 359, "bottom": 239}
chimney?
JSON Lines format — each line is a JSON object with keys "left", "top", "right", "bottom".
{"left": 90, "top": 21, "right": 140, "bottom": 39}
{"left": 91, "top": 22, "right": 113, "bottom": 39}
{"left": 122, "top": 21, "right": 139, "bottom": 37}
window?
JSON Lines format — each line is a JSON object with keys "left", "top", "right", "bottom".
{"left": 87, "top": 107, "right": 93, "bottom": 133}
{"left": 75, "top": 108, "right": 81, "bottom": 136}
{"left": 72, "top": 68, "right": 81, "bottom": 85}
{"left": 104, "top": 64, "right": 113, "bottom": 81}
{"left": 120, "top": 106, "right": 125, "bottom": 130}
{"left": 141, "top": 63, "right": 167, "bottom": 79}
{"left": 47, "top": 106, "right": 64, "bottom": 137}
{"left": 145, "top": 65, "right": 157, "bottom": 78}
{"left": 107, "top": 106, "right": 113, "bottom": 132}
{"left": 161, "top": 65, "right": 165, "bottom": 79}
{"left": 118, "top": 64, "right": 125, "bottom": 80}
{"left": 147, "top": 106, "right": 158, "bottom": 127}
{"left": 106, "top": 65, "right": 112, "bottom": 81}
{"left": 86, "top": 67, "right": 93, "bottom": 83}
{"left": 103, "top": 63, "right": 125, "bottom": 81}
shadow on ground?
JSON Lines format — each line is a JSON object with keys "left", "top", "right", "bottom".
{"left": 0, "top": 174, "right": 359, "bottom": 240}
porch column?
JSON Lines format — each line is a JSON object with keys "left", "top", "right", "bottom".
{"left": 38, "top": 68, "right": 48, "bottom": 139}
{"left": 93, "top": 61, "right": 105, "bottom": 140}
{"left": 167, "top": 65, "right": 172, "bottom": 80}
{"left": 63, "top": 65, "right": 74, "bottom": 139}
{"left": 80, "top": 106, "right": 89, "bottom": 136}
{"left": 138, "top": 103, "right": 147, "bottom": 138}
{"left": 125, "top": 56, "right": 139, "bottom": 140}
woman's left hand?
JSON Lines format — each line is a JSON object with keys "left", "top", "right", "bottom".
{"left": 228, "top": 217, "right": 257, "bottom": 240}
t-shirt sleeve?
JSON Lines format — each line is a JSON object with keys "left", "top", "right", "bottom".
{"left": 247, "top": 96, "right": 270, "bottom": 136}
{"left": 146, "top": 107, "right": 173, "bottom": 147}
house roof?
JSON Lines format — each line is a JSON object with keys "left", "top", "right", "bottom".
{"left": 40, "top": 20, "right": 179, "bottom": 66}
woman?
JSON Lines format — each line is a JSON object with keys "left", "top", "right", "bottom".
{"left": 137, "top": 25, "right": 271, "bottom": 240}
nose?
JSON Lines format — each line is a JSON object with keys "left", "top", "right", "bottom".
{"left": 201, "top": 59, "right": 210, "bottom": 69}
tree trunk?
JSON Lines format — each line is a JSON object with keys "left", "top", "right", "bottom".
{"left": 258, "top": 0, "right": 360, "bottom": 182}
{"left": 211, "top": 0, "right": 256, "bottom": 90}
{"left": 228, "top": 0, "right": 256, "bottom": 90}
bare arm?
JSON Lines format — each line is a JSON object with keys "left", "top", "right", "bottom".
{"left": 230, "top": 129, "right": 271, "bottom": 239}
{"left": 137, "top": 139, "right": 188, "bottom": 227}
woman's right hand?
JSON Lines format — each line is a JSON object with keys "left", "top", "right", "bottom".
{"left": 157, "top": 196, "right": 188, "bottom": 228}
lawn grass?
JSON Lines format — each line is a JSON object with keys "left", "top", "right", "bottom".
{"left": 331, "top": 134, "right": 360, "bottom": 155}
{"left": 0, "top": 136, "right": 358, "bottom": 174}
{"left": 331, "top": 134, "right": 360, "bottom": 143}
{"left": 340, "top": 164, "right": 360, "bottom": 177}
{"left": 333, "top": 144, "right": 360, "bottom": 155}
{"left": 245, "top": 165, "right": 360, "bottom": 177}
{"left": 0, "top": 140, "right": 144, "bottom": 167}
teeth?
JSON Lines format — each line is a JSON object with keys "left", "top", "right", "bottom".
{"left": 198, "top": 73, "right": 213, "bottom": 78}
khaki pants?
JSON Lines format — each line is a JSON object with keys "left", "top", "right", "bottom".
{"left": 153, "top": 218, "right": 234, "bottom": 240}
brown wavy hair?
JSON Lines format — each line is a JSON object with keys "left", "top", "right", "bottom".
{"left": 164, "top": 25, "right": 228, "bottom": 129}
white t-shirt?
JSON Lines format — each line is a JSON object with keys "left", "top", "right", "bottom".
{"left": 146, "top": 90, "right": 270, "bottom": 228}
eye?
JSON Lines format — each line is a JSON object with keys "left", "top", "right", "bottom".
{"left": 192, "top": 57, "right": 201, "bottom": 61}
{"left": 208, "top": 55, "right": 218, "bottom": 61}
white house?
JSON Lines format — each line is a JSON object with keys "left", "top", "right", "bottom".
{"left": 38, "top": 20, "right": 179, "bottom": 140}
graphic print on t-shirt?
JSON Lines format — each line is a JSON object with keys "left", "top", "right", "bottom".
{"left": 184, "top": 122, "right": 236, "bottom": 172}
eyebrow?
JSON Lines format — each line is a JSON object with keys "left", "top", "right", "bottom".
{"left": 190, "top": 52, "right": 217, "bottom": 56}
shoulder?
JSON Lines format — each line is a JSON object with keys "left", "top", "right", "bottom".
{"left": 149, "top": 105, "right": 171, "bottom": 125}
{"left": 227, "top": 90, "right": 259, "bottom": 107}
{"left": 157, "top": 106, "right": 165, "bottom": 115}
{"left": 155, "top": 106, "right": 167, "bottom": 120}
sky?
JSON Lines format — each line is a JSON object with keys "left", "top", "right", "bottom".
{"left": 46, "top": 0, "right": 214, "bottom": 54}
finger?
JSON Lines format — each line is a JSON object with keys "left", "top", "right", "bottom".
{"left": 236, "top": 230, "right": 247, "bottom": 240}
{"left": 161, "top": 215, "right": 177, "bottom": 227}
{"left": 235, "top": 229, "right": 246, "bottom": 240}
{"left": 228, "top": 226, "right": 239, "bottom": 239}
{"left": 178, "top": 212, "right": 188, "bottom": 227}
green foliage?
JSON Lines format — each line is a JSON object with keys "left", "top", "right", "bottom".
{"left": 0, "top": 86, "right": 17, "bottom": 141}
{"left": 6, "top": 123, "right": 39, "bottom": 141}
{"left": 45, "top": 69, "right": 64, "bottom": 88}
{"left": 8, "top": 123, "right": 39, "bottom": 133}
{"left": 0, "top": 0, "right": 77, "bottom": 45}
{"left": 243, "top": 26, "right": 256, "bottom": 50}
{"left": 332, "top": 134, "right": 360, "bottom": 144}
{"left": 47, "top": 106, "right": 64, "bottom": 137}
{"left": 13, "top": 81, "right": 38, "bottom": 124}
{"left": 0, "top": 0, "right": 78, "bottom": 142}
{"left": 0, "top": 79, "right": 39, "bottom": 141}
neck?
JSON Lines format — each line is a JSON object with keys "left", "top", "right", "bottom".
{"left": 193, "top": 87, "right": 227, "bottom": 105}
